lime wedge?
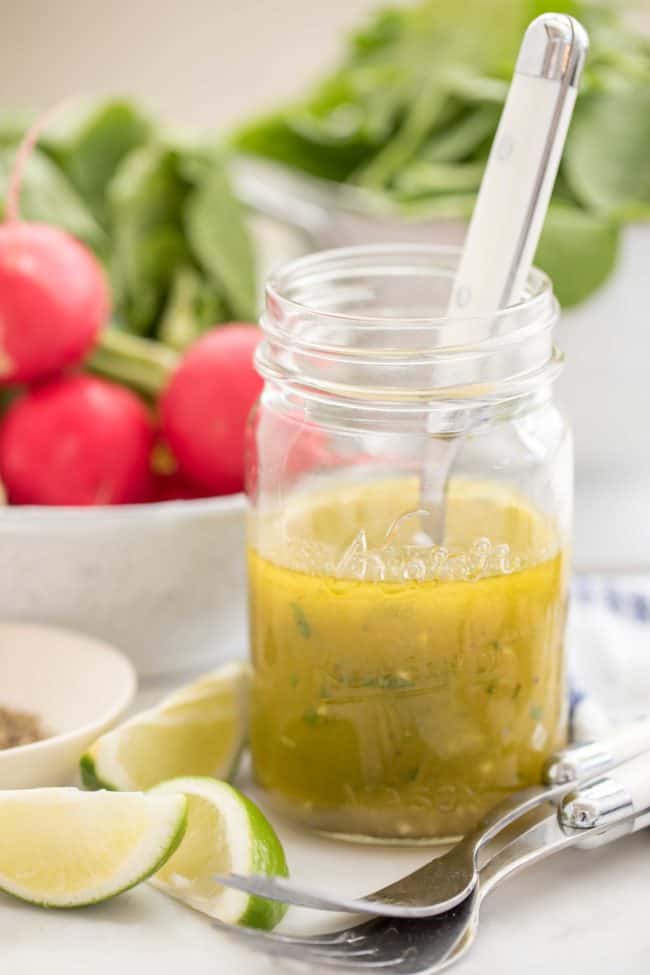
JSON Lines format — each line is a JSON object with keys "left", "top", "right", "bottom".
{"left": 81, "top": 662, "right": 250, "bottom": 791}
{"left": 150, "top": 777, "right": 288, "bottom": 929}
{"left": 0, "top": 788, "right": 186, "bottom": 908}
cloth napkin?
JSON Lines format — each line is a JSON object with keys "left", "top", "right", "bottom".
{"left": 570, "top": 575, "right": 650, "bottom": 740}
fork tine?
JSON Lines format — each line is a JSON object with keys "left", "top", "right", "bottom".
{"left": 212, "top": 920, "right": 405, "bottom": 970}
{"left": 215, "top": 872, "right": 469, "bottom": 918}
{"left": 210, "top": 916, "right": 371, "bottom": 947}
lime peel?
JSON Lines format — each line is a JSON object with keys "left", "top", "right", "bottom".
{"left": 81, "top": 661, "right": 250, "bottom": 792}
{"left": 0, "top": 788, "right": 187, "bottom": 908}
{"left": 150, "top": 776, "right": 289, "bottom": 930}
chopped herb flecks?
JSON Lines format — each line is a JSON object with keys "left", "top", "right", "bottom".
{"left": 360, "top": 672, "right": 417, "bottom": 690}
{"left": 303, "top": 706, "right": 328, "bottom": 726}
{"left": 290, "top": 602, "right": 312, "bottom": 639}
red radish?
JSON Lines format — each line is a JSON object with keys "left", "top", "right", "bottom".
{"left": 153, "top": 470, "right": 213, "bottom": 502}
{"left": 149, "top": 437, "right": 212, "bottom": 501}
{"left": 0, "top": 375, "right": 155, "bottom": 505}
{"left": 161, "top": 324, "right": 263, "bottom": 495}
{"left": 0, "top": 108, "right": 109, "bottom": 384}
{"left": 0, "top": 223, "right": 109, "bottom": 383}
{"left": 247, "top": 407, "right": 332, "bottom": 499}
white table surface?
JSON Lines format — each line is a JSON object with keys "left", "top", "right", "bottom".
{"left": 3, "top": 673, "right": 648, "bottom": 975}
{"left": 2, "top": 804, "right": 647, "bottom": 975}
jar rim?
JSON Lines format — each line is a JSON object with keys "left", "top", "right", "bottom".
{"left": 260, "top": 243, "right": 561, "bottom": 410}
{"left": 266, "top": 243, "right": 554, "bottom": 329}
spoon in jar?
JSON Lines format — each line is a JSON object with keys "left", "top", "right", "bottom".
{"left": 215, "top": 714, "right": 650, "bottom": 918}
{"left": 419, "top": 11, "right": 588, "bottom": 543}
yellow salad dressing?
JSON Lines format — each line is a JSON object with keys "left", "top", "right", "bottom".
{"left": 248, "top": 477, "right": 568, "bottom": 841}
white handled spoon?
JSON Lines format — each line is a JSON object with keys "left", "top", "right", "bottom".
{"left": 420, "top": 12, "right": 589, "bottom": 542}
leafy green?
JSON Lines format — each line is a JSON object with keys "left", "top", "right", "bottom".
{"left": 109, "top": 143, "right": 191, "bottom": 335}
{"left": 233, "top": 0, "right": 649, "bottom": 306}
{"left": 184, "top": 157, "right": 257, "bottom": 321}
{"left": 0, "top": 146, "right": 105, "bottom": 251}
{"left": 534, "top": 203, "right": 619, "bottom": 308}
{"left": 565, "top": 86, "right": 650, "bottom": 219}
{"left": 41, "top": 99, "right": 152, "bottom": 225}
{"left": 234, "top": 73, "right": 400, "bottom": 183}
{"left": 0, "top": 99, "right": 258, "bottom": 359}
{"left": 353, "top": 85, "right": 451, "bottom": 191}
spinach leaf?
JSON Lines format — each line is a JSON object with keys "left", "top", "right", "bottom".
{"left": 109, "top": 143, "right": 191, "bottom": 335}
{"left": 535, "top": 203, "right": 620, "bottom": 308}
{"left": 0, "top": 146, "right": 105, "bottom": 252}
{"left": 184, "top": 157, "right": 257, "bottom": 321}
{"left": 42, "top": 99, "right": 151, "bottom": 226}
{"left": 564, "top": 86, "right": 650, "bottom": 219}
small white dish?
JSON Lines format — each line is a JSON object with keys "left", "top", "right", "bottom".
{"left": 0, "top": 622, "right": 136, "bottom": 788}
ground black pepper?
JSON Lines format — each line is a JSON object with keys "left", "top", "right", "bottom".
{"left": 0, "top": 706, "right": 47, "bottom": 749}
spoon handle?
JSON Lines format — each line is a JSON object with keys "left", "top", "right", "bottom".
{"left": 450, "top": 13, "right": 589, "bottom": 315}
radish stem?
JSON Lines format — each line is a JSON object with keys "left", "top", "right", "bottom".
{"left": 90, "top": 328, "right": 178, "bottom": 397}
{"left": 5, "top": 103, "right": 65, "bottom": 224}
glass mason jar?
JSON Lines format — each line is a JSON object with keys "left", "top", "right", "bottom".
{"left": 246, "top": 244, "right": 572, "bottom": 843}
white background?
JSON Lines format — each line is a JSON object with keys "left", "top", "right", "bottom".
{"left": 1, "top": 0, "right": 384, "bottom": 128}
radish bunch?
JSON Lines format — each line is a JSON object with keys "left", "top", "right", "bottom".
{"left": 0, "top": 113, "right": 263, "bottom": 507}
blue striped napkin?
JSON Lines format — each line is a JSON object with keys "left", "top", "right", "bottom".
{"left": 570, "top": 576, "right": 650, "bottom": 741}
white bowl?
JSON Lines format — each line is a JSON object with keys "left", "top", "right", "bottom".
{"left": 0, "top": 622, "right": 136, "bottom": 788}
{"left": 0, "top": 493, "right": 247, "bottom": 676}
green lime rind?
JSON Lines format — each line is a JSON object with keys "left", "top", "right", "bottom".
{"left": 149, "top": 776, "right": 289, "bottom": 931}
{"left": 236, "top": 788, "right": 289, "bottom": 930}
{"left": 79, "top": 752, "right": 117, "bottom": 791}
{"left": 0, "top": 795, "right": 188, "bottom": 910}
{"left": 78, "top": 662, "right": 250, "bottom": 794}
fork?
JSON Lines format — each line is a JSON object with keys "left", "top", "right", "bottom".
{"left": 213, "top": 756, "right": 650, "bottom": 973}
{"left": 220, "top": 715, "right": 650, "bottom": 918}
